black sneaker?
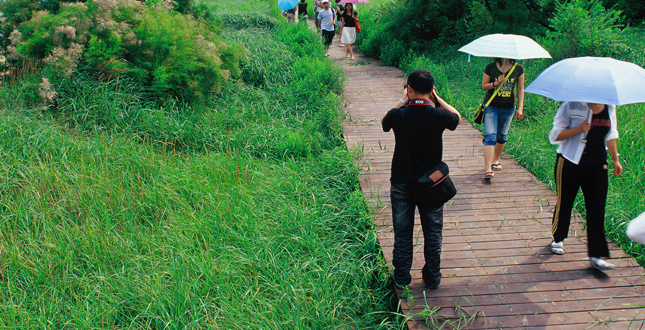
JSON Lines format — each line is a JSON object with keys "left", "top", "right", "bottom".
{"left": 390, "top": 270, "right": 406, "bottom": 290}
{"left": 424, "top": 279, "right": 440, "bottom": 290}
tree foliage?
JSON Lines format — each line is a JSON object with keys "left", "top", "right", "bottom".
{"left": 356, "top": 0, "right": 641, "bottom": 67}
{"left": 541, "top": 0, "right": 632, "bottom": 60}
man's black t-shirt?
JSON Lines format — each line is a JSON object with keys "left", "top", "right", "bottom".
{"left": 382, "top": 102, "right": 460, "bottom": 184}
{"left": 580, "top": 105, "right": 611, "bottom": 166}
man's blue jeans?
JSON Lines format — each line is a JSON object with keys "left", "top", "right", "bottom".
{"left": 390, "top": 182, "right": 443, "bottom": 288}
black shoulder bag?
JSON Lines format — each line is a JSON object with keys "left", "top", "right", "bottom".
{"left": 401, "top": 100, "right": 457, "bottom": 207}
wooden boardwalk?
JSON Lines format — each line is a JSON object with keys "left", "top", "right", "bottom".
{"left": 329, "top": 40, "right": 645, "bottom": 329}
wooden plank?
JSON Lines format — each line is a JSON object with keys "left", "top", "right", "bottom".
{"left": 332, "top": 37, "right": 645, "bottom": 330}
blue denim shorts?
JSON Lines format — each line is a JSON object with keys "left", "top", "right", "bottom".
{"left": 483, "top": 105, "right": 515, "bottom": 146}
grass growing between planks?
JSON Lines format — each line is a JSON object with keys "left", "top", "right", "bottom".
{"left": 0, "top": 1, "right": 404, "bottom": 328}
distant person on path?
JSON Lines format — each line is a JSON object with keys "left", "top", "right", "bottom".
{"left": 317, "top": 0, "right": 336, "bottom": 56}
{"left": 480, "top": 58, "right": 525, "bottom": 179}
{"left": 335, "top": 0, "right": 345, "bottom": 46}
{"left": 549, "top": 101, "right": 622, "bottom": 271}
{"left": 285, "top": 6, "right": 296, "bottom": 23}
{"left": 314, "top": 0, "right": 323, "bottom": 31}
{"left": 339, "top": 2, "right": 358, "bottom": 60}
{"left": 298, "top": 0, "right": 308, "bottom": 19}
{"left": 382, "top": 69, "right": 462, "bottom": 290}
{"left": 627, "top": 211, "right": 645, "bottom": 245}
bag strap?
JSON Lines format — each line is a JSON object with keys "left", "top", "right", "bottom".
{"left": 484, "top": 62, "right": 517, "bottom": 107}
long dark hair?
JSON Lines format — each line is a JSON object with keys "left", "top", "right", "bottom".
{"left": 345, "top": 3, "right": 354, "bottom": 15}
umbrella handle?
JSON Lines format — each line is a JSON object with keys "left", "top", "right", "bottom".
{"left": 581, "top": 108, "right": 592, "bottom": 144}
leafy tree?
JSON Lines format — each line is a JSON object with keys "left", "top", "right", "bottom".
{"left": 542, "top": 0, "right": 631, "bottom": 60}
{"left": 602, "top": 0, "right": 645, "bottom": 24}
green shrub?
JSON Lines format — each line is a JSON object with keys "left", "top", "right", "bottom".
{"left": 466, "top": 0, "right": 494, "bottom": 37}
{"left": 0, "top": 0, "right": 42, "bottom": 49}
{"left": 3, "top": 0, "right": 241, "bottom": 104}
{"left": 539, "top": 0, "right": 633, "bottom": 60}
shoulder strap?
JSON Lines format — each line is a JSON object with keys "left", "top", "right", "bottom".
{"left": 484, "top": 62, "right": 517, "bottom": 107}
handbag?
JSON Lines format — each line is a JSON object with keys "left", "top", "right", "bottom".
{"left": 355, "top": 20, "right": 361, "bottom": 33}
{"left": 410, "top": 161, "right": 457, "bottom": 207}
{"left": 400, "top": 104, "right": 457, "bottom": 207}
{"left": 474, "top": 63, "right": 517, "bottom": 125}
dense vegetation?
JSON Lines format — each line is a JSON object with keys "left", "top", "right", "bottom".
{"left": 356, "top": 0, "right": 645, "bottom": 265}
{"left": 1, "top": 0, "right": 643, "bottom": 327}
{"left": 1, "top": 0, "right": 239, "bottom": 103}
{"left": 0, "top": 0, "right": 403, "bottom": 328}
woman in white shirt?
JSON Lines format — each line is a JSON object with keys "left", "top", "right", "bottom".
{"left": 548, "top": 101, "right": 622, "bottom": 271}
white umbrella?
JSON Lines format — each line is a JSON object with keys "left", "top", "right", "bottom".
{"left": 525, "top": 57, "right": 645, "bottom": 105}
{"left": 458, "top": 34, "right": 551, "bottom": 60}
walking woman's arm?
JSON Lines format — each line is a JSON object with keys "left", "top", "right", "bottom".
{"left": 515, "top": 73, "right": 525, "bottom": 119}
{"left": 481, "top": 73, "right": 495, "bottom": 90}
{"left": 606, "top": 139, "right": 623, "bottom": 176}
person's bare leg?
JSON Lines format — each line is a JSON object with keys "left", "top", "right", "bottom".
{"left": 493, "top": 143, "right": 505, "bottom": 166}
{"left": 484, "top": 145, "right": 494, "bottom": 174}
{"left": 348, "top": 44, "right": 354, "bottom": 59}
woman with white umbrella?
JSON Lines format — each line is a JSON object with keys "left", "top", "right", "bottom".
{"left": 480, "top": 57, "right": 525, "bottom": 179}
{"left": 458, "top": 34, "right": 550, "bottom": 179}
{"left": 548, "top": 101, "right": 622, "bottom": 270}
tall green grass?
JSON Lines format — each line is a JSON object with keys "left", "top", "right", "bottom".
{"left": 0, "top": 0, "right": 404, "bottom": 327}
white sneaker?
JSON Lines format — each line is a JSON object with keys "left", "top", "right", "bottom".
{"left": 589, "top": 257, "right": 615, "bottom": 271}
{"left": 550, "top": 241, "right": 564, "bottom": 255}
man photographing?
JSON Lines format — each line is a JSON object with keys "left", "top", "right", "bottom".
{"left": 381, "top": 69, "right": 462, "bottom": 290}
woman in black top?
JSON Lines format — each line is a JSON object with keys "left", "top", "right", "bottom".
{"left": 339, "top": 3, "right": 358, "bottom": 60}
{"left": 480, "top": 58, "right": 525, "bottom": 179}
{"left": 548, "top": 101, "right": 622, "bottom": 271}
{"left": 298, "top": 0, "right": 308, "bottom": 19}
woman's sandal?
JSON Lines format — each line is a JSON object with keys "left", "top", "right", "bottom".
{"left": 492, "top": 163, "right": 503, "bottom": 171}
{"left": 484, "top": 171, "right": 494, "bottom": 179}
